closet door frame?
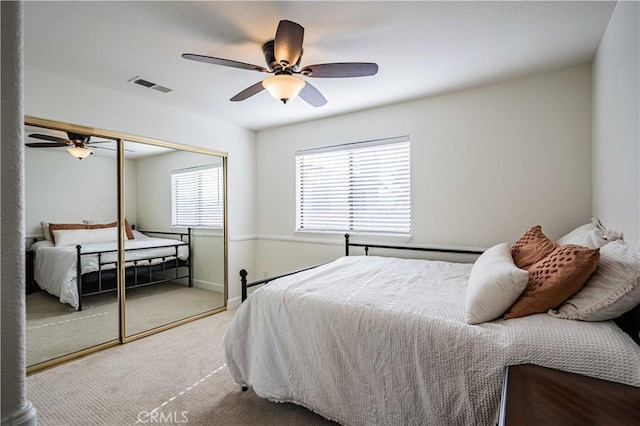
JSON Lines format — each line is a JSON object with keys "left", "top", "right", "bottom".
{"left": 25, "top": 116, "right": 228, "bottom": 373}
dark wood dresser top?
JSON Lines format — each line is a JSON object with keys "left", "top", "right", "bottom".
{"left": 500, "top": 363, "right": 640, "bottom": 426}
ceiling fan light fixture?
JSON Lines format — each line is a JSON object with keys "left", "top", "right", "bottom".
{"left": 67, "top": 146, "right": 93, "bottom": 160}
{"left": 262, "top": 74, "right": 305, "bottom": 104}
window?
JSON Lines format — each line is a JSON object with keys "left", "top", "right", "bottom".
{"left": 295, "top": 136, "right": 411, "bottom": 235}
{"left": 171, "top": 165, "right": 223, "bottom": 228}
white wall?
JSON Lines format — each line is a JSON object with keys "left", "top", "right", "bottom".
{"left": 135, "top": 150, "right": 221, "bottom": 230}
{"left": 255, "top": 65, "right": 593, "bottom": 276}
{"left": 25, "top": 66, "right": 257, "bottom": 305}
{"left": 592, "top": 1, "right": 640, "bottom": 245}
{"left": 25, "top": 149, "right": 137, "bottom": 240}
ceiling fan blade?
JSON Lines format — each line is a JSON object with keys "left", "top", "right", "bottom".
{"left": 230, "top": 81, "right": 266, "bottom": 102}
{"left": 182, "top": 53, "right": 268, "bottom": 73}
{"left": 274, "top": 20, "right": 304, "bottom": 67}
{"left": 300, "top": 62, "right": 379, "bottom": 78}
{"left": 299, "top": 81, "right": 327, "bottom": 107}
{"left": 25, "top": 142, "right": 68, "bottom": 148}
{"left": 29, "top": 133, "right": 69, "bottom": 143}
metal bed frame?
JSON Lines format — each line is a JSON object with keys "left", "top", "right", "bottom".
{"left": 239, "top": 233, "right": 640, "bottom": 346}
{"left": 74, "top": 229, "right": 192, "bottom": 311}
{"left": 240, "top": 233, "right": 484, "bottom": 302}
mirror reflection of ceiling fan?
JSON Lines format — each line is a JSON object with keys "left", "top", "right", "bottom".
{"left": 26, "top": 132, "right": 131, "bottom": 160}
{"left": 182, "top": 19, "right": 379, "bottom": 106}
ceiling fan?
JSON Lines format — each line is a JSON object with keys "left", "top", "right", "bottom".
{"left": 182, "top": 19, "right": 378, "bottom": 106}
{"left": 26, "top": 132, "right": 120, "bottom": 160}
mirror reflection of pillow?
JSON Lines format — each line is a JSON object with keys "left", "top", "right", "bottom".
{"left": 131, "top": 229, "right": 150, "bottom": 240}
{"left": 52, "top": 227, "right": 123, "bottom": 247}
{"left": 90, "top": 219, "right": 134, "bottom": 240}
{"left": 46, "top": 219, "right": 134, "bottom": 242}
{"left": 47, "top": 222, "right": 89, "bottom": 243}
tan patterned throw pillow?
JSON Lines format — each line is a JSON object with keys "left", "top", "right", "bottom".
{"left": 87, "top": 221, "right": 117, "bottom": 230}
{"left": 505, "top": 244, "right": 600, "bottom": 319}
{"left": 124, "top": 219, "right": 135, "bottom": 240}
{"left": 511, "top": 225, "right": 558, "bottom": 270}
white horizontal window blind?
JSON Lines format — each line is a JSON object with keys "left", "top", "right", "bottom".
{"left": 171, "top": 165, "right": 223, "bottom": 228}
{"left": 296, "top": 136, "right": 411, "bottom": 235}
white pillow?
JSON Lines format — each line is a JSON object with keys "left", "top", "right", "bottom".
{"left": 41, "top": 219, "right": 92, "bottom": 241}
{"left": 465, "top": 243, "right": 529, "bottom": 325}
{"left": 549, "top": 240, "right": 640, "bottom": 321}
{"left": 131, "top": 229, "right": 150, "bottom": 239}
{"left": 53, "top": 227, "right": 121, "bottom": 247}
{"left": 556, "top": 218, "right": 622, "bottom": 249}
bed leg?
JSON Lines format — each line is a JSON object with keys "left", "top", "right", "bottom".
{"left": 188, "top": 227, "right": 193, "bottom": 288}
{"left": 241, "top": 385, "right": 248, "bottom": 392}
{"left": 76, "top": 244, "right": 83, "bottom": 311}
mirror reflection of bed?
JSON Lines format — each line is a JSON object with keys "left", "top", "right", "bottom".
{"left": 25, "top": 127, "right": 225, "bottom": 367}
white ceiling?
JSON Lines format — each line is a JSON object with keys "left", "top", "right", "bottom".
{"left": 23, "top": 1, "right": 616, "bottom": 132}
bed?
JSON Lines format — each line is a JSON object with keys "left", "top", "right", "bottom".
{"left": 223, "top": 227, "right": 640, "bottom": 425}
{"left": 31, "top": 226, "right": 191, "bottom": 311}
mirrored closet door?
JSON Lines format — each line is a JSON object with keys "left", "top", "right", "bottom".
{"left": 24, "top": 117, "right": 227, "bottom": 372}
{"left": 123, "top": 141, "right": 226, "bottom": 338}
{"left": 24, "top": 122, "right": 121, "bottom": 368}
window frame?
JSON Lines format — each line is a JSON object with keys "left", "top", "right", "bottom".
{"left": 170, "top": 164, "right": 224, "bottom": 229}
{"left": 295, "top": 136, "right": 411, "bottom": 236}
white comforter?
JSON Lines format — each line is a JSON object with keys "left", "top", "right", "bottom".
{"left": 32, "top": 237, "right": 189, "bottom": 309}
{"left": 223, "top": 255, "right": 640, "bottom": 426}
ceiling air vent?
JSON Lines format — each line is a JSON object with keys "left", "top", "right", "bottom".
{"left": 152, "top": 85, "right": 172, "bottom": 93}
{"left": 134, "top": 78, "right": 155, "bottom": 88}
{"left": 128, "top": 76, "right": 173, "bottom": 93}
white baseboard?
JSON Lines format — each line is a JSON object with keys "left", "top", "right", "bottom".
{"left": 1, "top": 401, "right": 37, "bottom": 426}
{"left": 227, "top": 297, "right": 241, "bottom": 310}
{"left": 193, "top": 279, "right": 223, "bottom": 293}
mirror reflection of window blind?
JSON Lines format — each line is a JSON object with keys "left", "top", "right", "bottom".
{"left": 171, "top": 165, "right": 223, "bottom": 228}
{"left": 295, "top": 136, "right": 411, "bottom": 235}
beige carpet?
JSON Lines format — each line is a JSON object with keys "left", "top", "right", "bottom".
{"left": 27, "top": 308, "right": 337, "bottom": 426}
{"left": 27, "top": 283, "right": 224, "bottom": 366}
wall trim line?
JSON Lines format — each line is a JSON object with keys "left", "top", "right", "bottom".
{"left": 255, "top": 234, "right": 485, "bottom": 252}
{"left": 257, "top": 234, "right": 342, "bottom": 246}
{"left": 228, "top": 235, "right": 258, "bottom": 242}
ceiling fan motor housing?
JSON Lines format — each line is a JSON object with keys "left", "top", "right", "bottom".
{"left": 66, "top": 132, "right": 91, "bottom": 144}
{"left": 262, "top": 40, "right": 302, "bottom": 72}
